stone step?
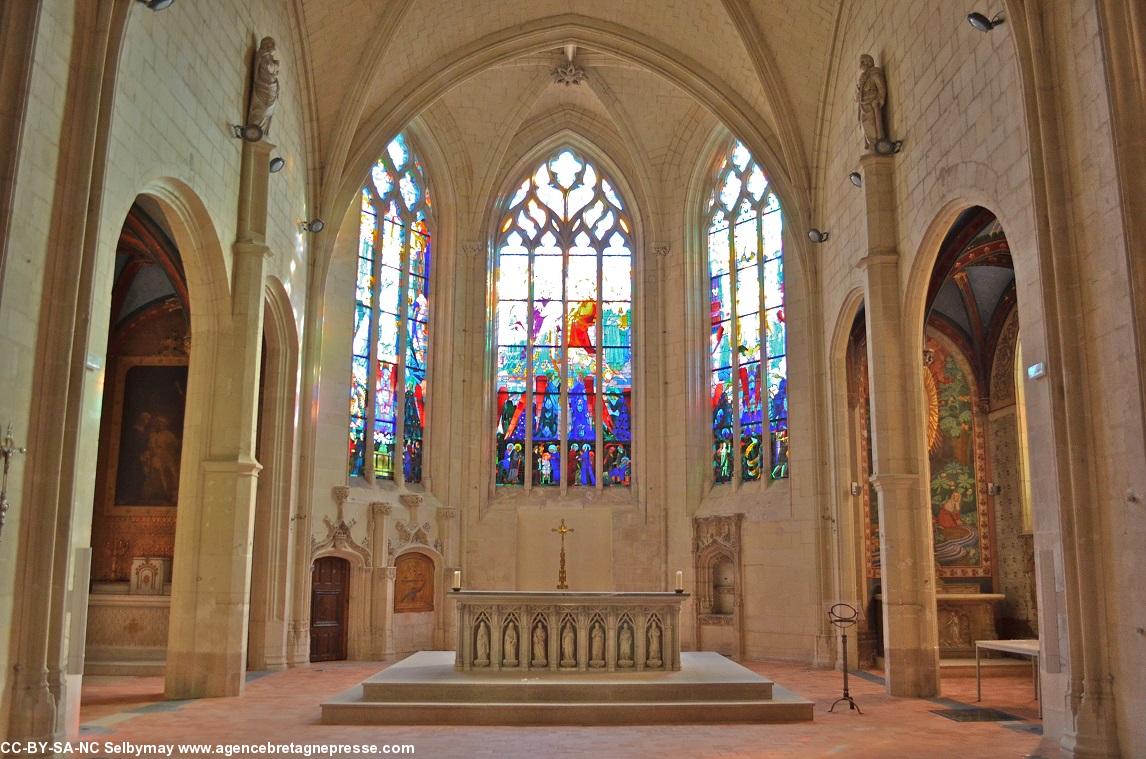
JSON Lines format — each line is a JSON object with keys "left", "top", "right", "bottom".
{"left": 323, "top": 689, "right": 814, "bottom": 726}
{"left": 324, "top": 651, "right": 813, "bottom": 725}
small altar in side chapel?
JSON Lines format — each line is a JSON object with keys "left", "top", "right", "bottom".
{"left": 322, "top": 586, "right": 813, "bottom": 725}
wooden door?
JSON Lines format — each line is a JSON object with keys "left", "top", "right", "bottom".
{"left": 310, "top": 556, "right": 349, "bottom": 662}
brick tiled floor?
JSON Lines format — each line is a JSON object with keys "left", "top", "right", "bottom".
{"left": 77, "top": 658, "right": 1060, "bottom": 758}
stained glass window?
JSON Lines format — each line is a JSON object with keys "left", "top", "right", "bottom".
{"left": 493, "top": 147, "right": 633, "bottom": 489}
{"left": 706, "top": 140, "right": 788, "bottom": 482}
{"left": 349, "top": 133, "right": 431, "bottom": 483}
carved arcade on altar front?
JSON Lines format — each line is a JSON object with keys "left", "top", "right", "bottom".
{"left": 451, "top": 591, "right": 686, "bottom": 673}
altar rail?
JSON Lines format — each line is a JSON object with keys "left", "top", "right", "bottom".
{"left": 450, "top": 591, "right": 687, "bottom": 672}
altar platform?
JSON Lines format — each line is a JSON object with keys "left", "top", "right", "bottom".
{"left": 320, "top": 650, "right": 814, "bottom": 725}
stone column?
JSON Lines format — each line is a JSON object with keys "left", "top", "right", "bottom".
{"left": 858, "top": 153, "right": 940, "bottom": 697}
{"left": 436, "top": 507, "right": 458, "bottom": 648}
{"left": 165, "top": 139, "right": 271, "bottom": 699}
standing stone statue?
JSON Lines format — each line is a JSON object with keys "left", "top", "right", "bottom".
{"left": 618, "top": 622, "right": 634, "bottom": 667}
{"left": 503, "top": 623, "right": 518, "bottom": 666}
{"left": 475, "top": 620, "right": 490, "bottom": 665}
{"left": 247, "top": 36, "right": 280, "bottom": 138}
{"left": 531, "top": 623, "right": 547, "bottom": 666}
{"left": 589, "top": 622, "right": 604, "bottom": 666}
{"left": 647, "top": 624, "right": 662, "bottom": 666}
{"left": 856, "top": 54, "right": 887, "bottom": 151}
{"left": 560, "top": 621, "right": 576, "bottom": 666}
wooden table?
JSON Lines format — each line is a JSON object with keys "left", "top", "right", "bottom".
{"left": 975, "top": 639, "right": 1040, "bottom": 717}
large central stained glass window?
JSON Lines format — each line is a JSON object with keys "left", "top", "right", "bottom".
{"left": 706, "top": 140, "right": 788, "bottom": 483}
{"left": 493, "top": 147, "right": 633, "bottom": 490}
{"left": 349, "top": 133, "right": 431, "bottom": 484}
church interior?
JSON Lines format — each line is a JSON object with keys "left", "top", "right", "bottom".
{"left": 0, "top": 0, "right": 1143, "bottom": 756}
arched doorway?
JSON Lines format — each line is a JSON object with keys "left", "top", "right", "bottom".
{"left": 84, "top": 202, "right": 189, "bottom": 675}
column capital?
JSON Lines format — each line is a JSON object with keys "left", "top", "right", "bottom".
{"left": 856, "top": 251, "right": 899, "bottom": 269}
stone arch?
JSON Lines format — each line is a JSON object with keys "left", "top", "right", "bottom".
{"left": 333, "top": 14, "right": 805, "bottom": 241}
{"left": 826, "top": 287, "right": 868, "bottom": 657}
{"left": 681, "top": 127, "right": 807, "bottom": 507}
{"left": 391, "top": 544, "right": 447, "bottom": 651}
{"left": 310, "top": 547, "right": 368, "bottom": 660}
{"left": 247, "top": 276, "right": 301, "bottom": 671}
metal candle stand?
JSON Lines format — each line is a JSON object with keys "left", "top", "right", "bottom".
{"left": 827, "top": 602, "right": 863, "bottom": 714}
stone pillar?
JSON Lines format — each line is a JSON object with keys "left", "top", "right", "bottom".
{"left": 165, "top": 139, "right": 272, "bottom": 699}
{"left": 858, "top": 153, "right": 940, "bottom": 697}
{"left": 436, "top": 507, "right": 458, "bottom": 648}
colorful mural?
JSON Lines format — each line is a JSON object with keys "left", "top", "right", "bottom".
{"left": 924, "top": 333, "right": 992, "bottom": 577}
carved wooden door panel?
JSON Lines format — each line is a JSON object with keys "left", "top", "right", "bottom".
{"left": 310, "top": 556, "right": 349, "bottom": 662}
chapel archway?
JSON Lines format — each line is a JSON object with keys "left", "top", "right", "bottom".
{"left": 887, "top": 207, "right": 1039, "bottom": 680}
{"left": 84, "top": 202, "right": 189, "bottom": 676}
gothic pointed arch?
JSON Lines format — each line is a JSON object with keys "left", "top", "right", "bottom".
{"left": 705, "top": 139, "right": 788, "bottom": 484}
{"left": 491, "top": 145, "right": 634, "bottom": 491}
{"left": 348, "top": 132, "right": 433, "bottom": 485}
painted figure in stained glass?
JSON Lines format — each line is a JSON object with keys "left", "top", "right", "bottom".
{"left": 706, "top": 140, "right": 787, "bottom": 483}
{"left": 493, "top": 147, "right": 633, "bottom": 489}
{"left": 348, "top": 133, "right": 432, "bottom": 484}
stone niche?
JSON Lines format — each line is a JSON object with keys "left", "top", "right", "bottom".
{"left": 693, "top": 514, "right": 744, "bottom": 659}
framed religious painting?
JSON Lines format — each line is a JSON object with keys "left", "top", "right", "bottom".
{"left": 393, "top": 552, "right": 435, "bottom": 613}
{"left": 102, "top": 355, "right": 189, "bottom": 516}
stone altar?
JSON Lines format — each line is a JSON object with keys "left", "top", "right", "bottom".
{"left": 451, "top": 590, "right": 686, "bottom": 672}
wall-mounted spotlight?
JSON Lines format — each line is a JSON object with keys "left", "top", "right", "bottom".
{"left": 848, "top": 171, "right": 863, "bottom": 188}
{"left": 231, "top": 123, "right": 263, "bottom": 142}
{"left": 136, "top": 0, "right": 175, "bottom": 9}
{"left": 807, "top": 228, "right": 830, "bottom": 244}
{"left": 269, "top": 156, "right": 286, "bottom": 174}
{"left": 299, "top": 218, "right": 325, "bottom": 234}
{"left": 967, "top": 11, "right": 1005, "bottom": 32}
{"left": 874, "top": 138, "right": 904, "bottom": 155}
{"left": 850, "top": 482, "right": 863, "bottom": 497}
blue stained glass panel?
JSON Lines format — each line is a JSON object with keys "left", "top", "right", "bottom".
{"left": 350, "top": 356, "right": 369, "bottom": 419}
{"left": 602, "top": 302, "right": 630, "bottom": 346}
{"left": 711, "top": 320, "right": 732, "bottom": 369}
{"left": 602, "top": 347, "right": 632, "bottom": 391}
{"left": 603, "top": 392, "right": 631, "bottom": 442}
{"left": 765, "top": 307, "right": 786, "bottom": 358}
{"left": 407, "top": 274, "right": 428, "bottom": 323}
{"left": 568, "top": 441, "right": 597, "bottom": 486}
{"left": 353, "top": 303, "right": 371, "bottom": 357}
{"left": 602, "top": 442, "right": 631, "bottom": 487}
{"left": 356, "top": 257, "right": 374, "bottom": 304}
{"left": 568, "top": 391, "right": 596, "bottom": 441}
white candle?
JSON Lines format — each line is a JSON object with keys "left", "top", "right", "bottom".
{"left": 675, "top": 570, "right": 684, "bottom": 592}
{"left": 452, "top": 570, "right": 462, "bottom": 589}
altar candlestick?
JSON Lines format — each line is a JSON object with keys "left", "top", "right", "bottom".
{"left": 452, "top": 570, "right": 462, "bottom": 590}
{"left": 675, "top": 570, "right": 684, "bottom": 593}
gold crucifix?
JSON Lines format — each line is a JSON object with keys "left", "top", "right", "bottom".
{"left": 551, "top": 518, "right": 575, "bottom": 590}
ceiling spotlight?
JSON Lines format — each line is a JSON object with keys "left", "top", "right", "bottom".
{"left": 808, "top": 228, "right": 830, "bottom": 244}
{"left": 136, "top": 0, "right": 175, "bottom": 9}
{"left": 231, "top": 123, "right": 263, "bottom": 142}
{"left": 300, "top": 218, "right": 325, "bottom": 234}
{"left": 967, "top": 11, "right": 1005, "bottom": 32}
{"left": 269, "top": 156, "right": 286, "bottom": 174}
{"left": 848, "top": 171, "right": 863, "bottom": 188}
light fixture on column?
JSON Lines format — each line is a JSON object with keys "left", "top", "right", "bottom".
{"left": 136, "top": 0, "right": 175, "bottom": 9}
{"left": 231, "top": 123, "right": 264, "bottom": 142}
{"left": 269, "top": 156, "right": 286, "bottom": 174}
{"left": 807, "top": 228, "right": 830, "bottom": 244}
{"left": 299, "top": 218, "right": 325, "bottom": 234}
{"left": 848, "top": 171, "right": 863, "bottom": 188}
{"left": 967, "top": 11, "right": 1005, "bottom": 31}
{"left": 850, "top": 482, "right": 862, "bottom": 496}
{"left": 874, "top": 138, "right": 904, "bottom": 155}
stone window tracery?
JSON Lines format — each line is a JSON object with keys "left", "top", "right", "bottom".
{"left": 706, "top": 140, "right": 788, "bottom": 483}
{"left": 349, "top": 133, "right": 432, "bottom": 484}
{"left": 492, "top": 147, "right": 634, "bottom": 490}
